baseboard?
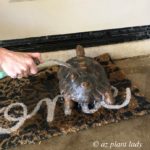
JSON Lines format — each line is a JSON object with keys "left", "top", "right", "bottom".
{"left": 0, "top": 25, "right": 150, "bottom": 52}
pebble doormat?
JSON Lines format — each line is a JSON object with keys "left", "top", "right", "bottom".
{"left": 0, "top": 53, "right": 150, "bottom": 149}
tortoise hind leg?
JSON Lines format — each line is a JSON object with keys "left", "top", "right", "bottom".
{"left": 104, "top": 91, "right": 115, "bottom": 105}
{"left": 97, "top": 89, "right": 115, "bottom": 105}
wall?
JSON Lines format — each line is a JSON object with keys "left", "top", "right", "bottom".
{"left": 41, "top": 39, "right": 150, "bottom": 61}
{"left": 0, "top": 0, "right": 150, "bottom": 40}
{"left": 0, "top": 0, "right": 150, "bottom": 59}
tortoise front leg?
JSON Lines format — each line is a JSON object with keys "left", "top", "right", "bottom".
{"left": 64, "top": 96, "right": 74, "bottom": 115}
{"left": 104, "top": 91, "right": 115, "bottom": 105}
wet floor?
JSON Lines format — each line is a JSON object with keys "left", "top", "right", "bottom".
{"left": 11, "top": 55, "right": 150, "bottom": 150}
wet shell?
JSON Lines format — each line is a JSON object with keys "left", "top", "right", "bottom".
{"left": 57, "top": 45, "right": 114, "bottom": 114}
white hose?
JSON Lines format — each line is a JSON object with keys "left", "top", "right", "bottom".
{"left": 37, "top": 59, "right": 71, "bottom": 71}
{"left": 111, "top": 86, "right": 118, "bottom": 97}
{"left": 0, "top": 95, "right": 62, "bottom": 134}
{"left": 100, "top": 88, "right": 131, "bottom": 109}
{"left": 0, "top": 87, "right": 131, "bottom": 134}
{"left": 81, "top": 87, "right": 131, "bottom": 113}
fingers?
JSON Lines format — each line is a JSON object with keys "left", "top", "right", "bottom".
{"left": 2, "top": 67, "right": 18, "bottom": 79}
{"left": 11, "top": 67, "right": 35, "bottom": 79}
{"left": 3, "top": 61, "right": 37, "bottom": 79}
{"left": 29, "top": 61, "right": 38, "bottom": 75}
{"left": 0, "top": 52, "right": 41, "bottom": 79}
{"left": 26, "top": 58, "right": 38, "bottom": 75}
{"left": 27, "top": 52, "right": 43, "bottom": 63}
{"left": 22, "top": 68, "right": 30, "bottom": 77}
{"left": 17, "top": 66, "right": 30, "bottom": 78}
{"left": 14, "top": 57, "right": 38, "bottom": 78}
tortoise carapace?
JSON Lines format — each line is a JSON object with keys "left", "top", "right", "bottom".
{"left": 58, "top": 45, "right": 114, "bottom": 115}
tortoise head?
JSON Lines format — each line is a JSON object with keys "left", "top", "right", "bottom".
{"left": 68, "top": 71, "right": 95, "bottom": 103}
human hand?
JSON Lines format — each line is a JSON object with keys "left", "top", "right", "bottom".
{"left": 0, "top": 48, "right": 42, "bottom": 78}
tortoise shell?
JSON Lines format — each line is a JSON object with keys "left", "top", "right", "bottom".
{"left": 57, "top": 45, "right": 114, "bottom": 115}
